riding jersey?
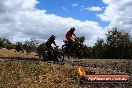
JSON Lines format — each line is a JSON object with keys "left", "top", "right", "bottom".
{"left": 66, "top": 31, "right": 72, "bottom": 42}
{"left": 46, "top": 38, "right": 55, "bottom": 49}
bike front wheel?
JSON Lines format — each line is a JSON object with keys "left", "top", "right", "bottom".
{"left": 57, "top": 52, "right": 64, "bottom": 62}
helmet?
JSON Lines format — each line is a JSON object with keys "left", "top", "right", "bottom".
{"left": 70, "top": 27, "right": 76, "bottom": 32}
{"left": 71, "top": 27, "right": 75, "bottom": 30}
{"left": 51, "top": 35, "right": 55, "bottom": 38}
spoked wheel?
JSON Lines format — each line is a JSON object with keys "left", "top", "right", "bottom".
{"left": 62, "top": 45, "right": 67, "bottom": 53}
{"left": 57, "top": 52, "right": 64, "bottom": 62}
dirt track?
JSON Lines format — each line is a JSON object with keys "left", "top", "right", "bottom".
{"left": 0, "top": 54, "right": 132, "bottom": 75}
{"left": 0, "top": 57, "right": 132, "bottom": 88}
{"left": 0, "top": 49, "right": 132, "bottom": 88}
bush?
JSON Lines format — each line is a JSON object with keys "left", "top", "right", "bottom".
{"left": 37, "top": 43, "right": 47, "bottom": 58}
{"left": 0, "top": 38, "right": 4, "bottom": 48}
{"left": 15, "top": 42, "right": 23, "bottom": 52}
{"left": 23, "top": 38, "right": 39, "bottom": 53}
{"left": 0, "top": 38, "right": 14, "bottom": 49}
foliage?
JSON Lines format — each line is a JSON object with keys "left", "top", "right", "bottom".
{"left": 23, "top": 38, "right": 39, "bottom": 53}
{"left": 0, "top": 38, "right": 14, "bottom": 49}
{"left": 75, "top": 27, "right": 132, "bottom": 59}
{"left": 37, "top": 43, "right": 47, "bottom": 58}
{"left": 0, "top": 27, "right": 132, "bottom": 59}
{"left": 83, "top": 45, "right": 93, "bottom": 58}
{"left": 0, "top": 38, "right": 5, "bottom": 48}
{"left": 15, "top": 42, "right": 23, "bottom": 52}
{"left": 93, "top": 38, "right": 105, "bottom": 58}
{"left": 78, "top": 36, "right": 85, "bottom": 43}
{"left": 104, "top": 27, "right": 131, "bottom": 59}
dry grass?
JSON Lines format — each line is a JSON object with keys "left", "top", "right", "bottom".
{"left": 0, "top": 49, "right": 132, "bottom": 88}
{"left": 0, "top": 60, "right": 80, "bottom": 88}
{"left": 0, "top": 59, "right": 131, "bottom": 88}
{"left": 0, "top": 48, "right": 39, "bottom": 59}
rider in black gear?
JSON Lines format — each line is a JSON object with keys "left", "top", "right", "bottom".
{"left": 46, "top": 35, "right": 58, "bottom": 60}
{"left": 46, "top": 35, "right": 57, "bottom": 51}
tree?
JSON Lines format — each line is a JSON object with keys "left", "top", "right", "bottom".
{"left": 105, "top": 27, "right": 131, "bottom": 58}
{"left": 79, "top": 36, "right": 85, "bottom": 43}
{"left": 0, "top": 38, "right": 14, "bottom": 49}
{"left": 0, "top": 38, "right": 5, "bottom": 48}
{"left": 23, "top": 37, "right": 39, "bottom": 53}
{"left": 15, "top": 42, "right": 23, "bottom": 52}
{"left": 93, "top": 38, "right": 105, "bottom": 58}
{"left": 83, "top": 45, "right": 93, "bottom": 58}
{"left": 37, "top": 43, "right": 47, "bottom": 58}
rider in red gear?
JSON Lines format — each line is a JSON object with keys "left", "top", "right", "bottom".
{"left": 65, "top": 27, "right": 78, "bottom": 51}
{"left": 66, "top": 27, "right": 77, "bottom": 42}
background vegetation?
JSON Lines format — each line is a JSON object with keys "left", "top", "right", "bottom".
{"left": 0, "top": 27, "right": 132, "bottom": 59}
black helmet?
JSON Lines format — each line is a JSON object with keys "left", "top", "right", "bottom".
{"left": 51, "top": 35, "right": 55, "bottom": 38}
{"left": 70, "top": 27, "right": 76, "bottom": 32}
{"left": 71, "top": 27, "right": 75, "bottom": 30}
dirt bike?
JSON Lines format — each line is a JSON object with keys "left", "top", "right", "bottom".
{"left": 42, "top": 46, "right": 64, "bottom": 63}
{"left": 62, "top": 38, "right": 84, "bottom": 59}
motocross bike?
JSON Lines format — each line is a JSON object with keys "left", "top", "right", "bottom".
{"left": 62, "top": 38, "right": 84, "bottom": 59}
{"left": 42, "top": 46, "right": 64, "bottom": 63}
